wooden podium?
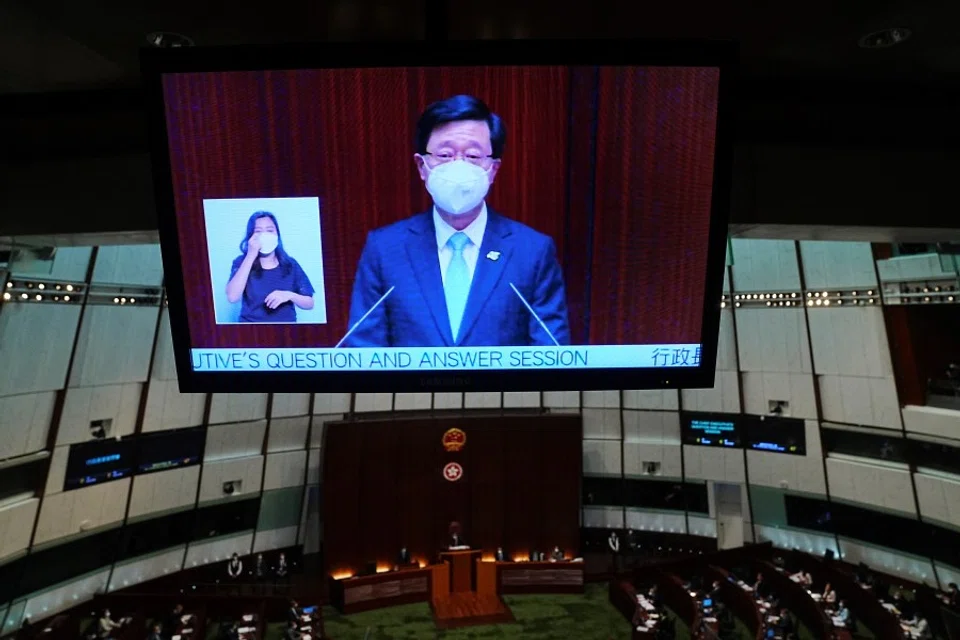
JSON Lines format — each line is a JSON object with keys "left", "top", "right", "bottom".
{"left": 439, "top": 549, "right": 483, "bottom": 593}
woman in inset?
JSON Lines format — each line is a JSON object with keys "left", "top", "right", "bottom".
{"left": 226, "top": 211, "right": 315, "bottom": 323}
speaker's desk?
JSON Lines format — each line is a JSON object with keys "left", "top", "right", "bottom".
{"left": 438, "top": 549, "right": 482, "bottom": 593}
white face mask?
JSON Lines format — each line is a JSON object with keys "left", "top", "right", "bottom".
{"left": 257, "top": 232, "right": 279, "bottom": 255}
{"left": 424, "top": 159, "right": 491, "bottom": 215}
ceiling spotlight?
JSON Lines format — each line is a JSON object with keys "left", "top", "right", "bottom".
{"left": 64, "top": 295, "right": 70, "bottom": 302}
{"left": 66, "top": 284, "right": 74, "bottom": 292}
{"left": 20, "top": 293, "right": 27, "bottom": 299}
{"left": 2, "top": 292, "right": 9, "bottom": 301}
{"left": 720, "top": 301, "right": 726, "bottom": 308}
{"left": 859, "top": 27, "right": 912, "bottom": 49}
{"left": 114, "top": 297, "right": 120, "bottom": 304}
{"left": 146, "top": 31, "right": 195, "bottom": 48}
{"left": 37, "top": 283, "right": 45, "bottom": 290}
{"left": 4, "top": 282, "right": 11, "bottom": 288}
{"left": 34, "top": 294, "right": 41, "bottom": 301}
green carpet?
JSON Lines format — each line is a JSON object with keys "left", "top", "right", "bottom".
{"left": 322, "top": 583, "right": 633, "bottom": 639}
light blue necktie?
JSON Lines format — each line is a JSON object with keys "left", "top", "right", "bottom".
{"left": 444, "top": 232, "right": 472, "bottom": 341}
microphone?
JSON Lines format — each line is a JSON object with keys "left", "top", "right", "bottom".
{"left": 509, "top": 282, "right": 561, "bottom": 347}
{"left": 334, "top": 286, "right": 395, "bottom": 348}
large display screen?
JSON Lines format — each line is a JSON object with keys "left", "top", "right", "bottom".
{"left": 143, "top": 41, "right": 735, "bottom": 392}
{"left": 681, "top": 412, "right": 740, "bottom": 448}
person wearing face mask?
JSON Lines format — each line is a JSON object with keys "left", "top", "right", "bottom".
{"left": 343, "top": 94, "right": 570, "bottom": 348}
{"left": 225, "top": 211, "right": 315, "bottom": 323}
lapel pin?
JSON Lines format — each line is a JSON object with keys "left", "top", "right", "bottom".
{"left": 486, "top": 251, "right": 501, "bottom": 261}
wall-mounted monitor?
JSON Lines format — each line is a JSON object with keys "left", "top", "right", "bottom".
{"left": 136, "top": 426, "right": 205, "bottom": 474}
{"left": 64, "top": 438, "right": 137, "bottom": 491}
{"left": 681, "top": 412, "right": 740, "bottom": 448}
{"left": 143, "top": 40, "right": 736, "bottom": 393}
{"left": 743, "top": 415, "right": 806, "bottom": 455}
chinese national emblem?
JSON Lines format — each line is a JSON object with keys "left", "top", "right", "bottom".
{"left": 442, "top": 428, "right": 467, "bottom": 452}
{"left": 443, "top": 462, "right": 464, "bottom": 482}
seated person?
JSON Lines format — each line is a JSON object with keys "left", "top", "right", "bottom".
{"left": 223, "top": 622, "right": 239, "bottom": 640}
{"left": 449, "top": 532, "right": 466, "bottom": 548}
{"left": 822, "top": 582, "right": 837, "bottom": 606}
{"left": 648, "top": 585, "right": 663, "bottom": 609}
{"left": 835, "top": 601, "right": 850, "bottom": 625}
{"left": 148, "top": 624, "right": 163, "bottom": 640}
{"left": 753, "top": 572, "right": 767, "bottom": 596}
{"left": 274, "top": 552, "right": 290, "bottom": 581}
{"left": 550, "top": 546, "right": 564, "bottom": 561}
{"left": 98, "top": 610, "right": 123, "bottom": 640}
{"left": 895, "top": 591, "right": 915, "bottom": 619}
{"left": 709, "top": 580, "right": 722, "bottom": 599}
{"left": 165, "top": 604, "right": 186, "bottom": 639}
{"left": 397, "top": 547, "right": 412, "bottom": 567}
{"left": 948, "top": 583, "right": 960, "bottom": 608}
{"left": 287, "top": 600, "right": 301, "bottom": 627}
{"left": 495, "top": 546, "right": 507, "bottom": 562}
{"left": 775, "top": 609, "right": 794, "bottom": 636}
{"left": 227, "top": 553, "right": 243, "bottom": 580}
{"left": 916, "top": 616, "right": 933, "bottom": 640}
{"left": 283, "top": 621, "right": 299, "bottom": 640}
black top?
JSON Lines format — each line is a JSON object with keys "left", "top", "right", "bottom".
{"left": 231, "top": 255, "right": 314, "bottom": 323}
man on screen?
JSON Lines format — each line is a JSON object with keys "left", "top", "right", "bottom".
{"left": 343, "top": 95, "right": 570, "bottom": 348}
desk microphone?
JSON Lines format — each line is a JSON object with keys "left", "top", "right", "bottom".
{"left": 509, "top": 282, "right": 561, "bottom": 347}
{"left": 334, "top": 286, "right": 395, "bottom": 348}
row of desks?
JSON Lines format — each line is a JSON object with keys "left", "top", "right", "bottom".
{"left": 329, "top": 561, "right": 585, "bottom": 614}
{"left": 612, "top": 544, "right": 913, "bottom": 640}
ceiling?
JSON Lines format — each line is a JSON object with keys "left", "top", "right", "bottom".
{"left": 1, "top": 0, "right": 960, "bottom": 93}
{"left": 3, "top": 0, "right": 960, "bottom": 239}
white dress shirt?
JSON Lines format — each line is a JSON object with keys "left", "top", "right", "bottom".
{"left": 434, "top": 204, "right": 487, "bottom": 288}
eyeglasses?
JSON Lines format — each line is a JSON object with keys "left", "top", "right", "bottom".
{"left": 424, "top": 151, "right": 495, "bottom": 167}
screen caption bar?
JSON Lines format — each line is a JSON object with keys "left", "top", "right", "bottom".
{"left": 190, "top": 344, "right": 703, "bottom": 372}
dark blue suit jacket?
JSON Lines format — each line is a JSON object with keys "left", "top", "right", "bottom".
{"left": 344, "top": 209, "right": 570, "bottom": 347}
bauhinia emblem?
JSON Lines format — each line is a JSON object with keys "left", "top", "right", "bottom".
{"left": 443, "top": 462, "right": 464, "bottom": 482}
{"left": 442, "top": 428, "right": 466, "bottom": 452}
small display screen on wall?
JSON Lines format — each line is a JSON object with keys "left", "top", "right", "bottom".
{"left": 64, "top": 438, "right": 137, "bottom": 491}
{"left": 681, "top": 412, "right": 741, "bottom": 448}
{"left": 743, "top": 415, "right": 806, "bottom": 455}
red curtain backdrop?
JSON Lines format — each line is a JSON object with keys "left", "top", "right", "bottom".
{"left": 588, "top": 67, "right": 719, "bottom": 345}
{"left": 162, "top": 65, "right": 718, "bottom": 348}
{"left": 321, "top": 414, "right": 582, "bottom": 574}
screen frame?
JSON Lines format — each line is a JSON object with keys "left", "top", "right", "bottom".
{"left": 142, "top": 39, "right": 737, "bottom": 393}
